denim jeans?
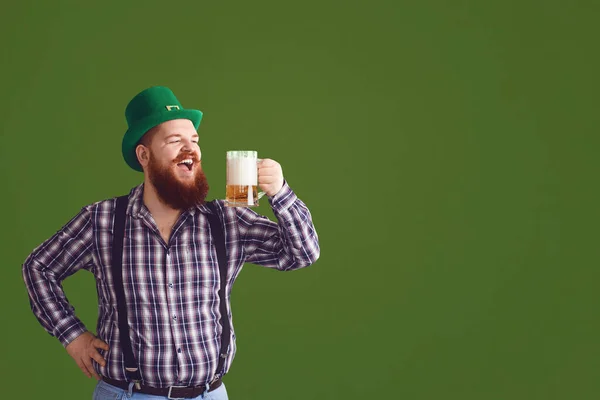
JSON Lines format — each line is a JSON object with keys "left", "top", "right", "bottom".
{"left": 92, "top": 379, "right": 229, "bottom": 400}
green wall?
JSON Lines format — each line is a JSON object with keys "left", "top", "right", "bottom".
{"left": 1, "top": 1, "right": 598, "bottom": 399}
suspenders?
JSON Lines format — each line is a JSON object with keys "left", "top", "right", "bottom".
{"left": 111, "top": 196, "right": 230, "bottom": 387}
{"left": 112, "top": 196, "right": 142, "bottom": 387}
{"left": 205, "top": 201, "right": 232, "bottom": 380}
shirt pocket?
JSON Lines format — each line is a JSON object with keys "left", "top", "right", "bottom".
{"left": 177, "top": 237, "right": 219, "bottom": 281}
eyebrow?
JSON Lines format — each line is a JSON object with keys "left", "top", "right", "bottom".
{"left": 164, "top": 133, "right": 199, "bottom": 140}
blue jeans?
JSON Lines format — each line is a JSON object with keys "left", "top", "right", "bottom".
{"left": 92, "top": 380, "right": 229, "bottom": 400}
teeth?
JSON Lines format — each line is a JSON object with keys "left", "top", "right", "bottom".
{"left": 178, "top": 159, "right": 193, "bottom": 164}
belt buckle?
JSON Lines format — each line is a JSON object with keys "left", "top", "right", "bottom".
{"left": 167, "top": 385, "right": 188, "bottom": 400}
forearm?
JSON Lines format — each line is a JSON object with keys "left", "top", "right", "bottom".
{"left": 269, "top": 184, "right": 320, "bottom": 270}
{"left": 23, "top": 257, "right": 89, "bottom": 347}
{"left": 243, "top": 181, "right": 320, "bottom": 270}
{"left": 21, "top": 207, "right": 94, "bottom": 346}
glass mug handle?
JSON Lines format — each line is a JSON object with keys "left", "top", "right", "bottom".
{"left": 257, "top": 158, "right": 266, "bottom": 200}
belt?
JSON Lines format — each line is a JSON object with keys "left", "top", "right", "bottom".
{"left": 101, "top": 376, "right": 222, "bottom": 399}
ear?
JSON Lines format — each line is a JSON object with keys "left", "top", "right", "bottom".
{"left": 136, "top": 144, "right": 150, "bottom": 168}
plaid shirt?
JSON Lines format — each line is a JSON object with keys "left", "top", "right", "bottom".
{"left": 22, "top": 181, "right": 319, "bottom": 388}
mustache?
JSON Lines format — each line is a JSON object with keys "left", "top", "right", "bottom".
{"left": 173, "top": 153, "right": 201, "bottom": 164}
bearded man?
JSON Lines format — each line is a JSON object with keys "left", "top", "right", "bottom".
{"left": 22, "top": 86, "right": 320, "bottom": 400}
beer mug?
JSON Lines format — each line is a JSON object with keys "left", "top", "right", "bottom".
{"left": 225, "top": 150, "right": 266, "bottom": 207}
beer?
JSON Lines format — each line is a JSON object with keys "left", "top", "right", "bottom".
{"left": 226, "top": 151, "right": 259, "bottom": 207}
{"left": 226, "top": 184, "right": 259, "bottom": 207}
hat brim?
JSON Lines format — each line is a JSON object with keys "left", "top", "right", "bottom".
{"left": 122, "top": 109, "right": 203, "bottom": 172}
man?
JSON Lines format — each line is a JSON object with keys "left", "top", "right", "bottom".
{"left": 22, "top": 86, "right": 320, "bottom": 399}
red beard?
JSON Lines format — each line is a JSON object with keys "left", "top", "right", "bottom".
{"left": 147, "top": 151, "right": 210, "bottom": 210}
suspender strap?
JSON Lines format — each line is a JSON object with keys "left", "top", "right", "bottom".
{"left": 111, "top": 195, "right": 142, "bottom": 385}
{"left": 205, "top": 201, "right": 231, "bottom": 379}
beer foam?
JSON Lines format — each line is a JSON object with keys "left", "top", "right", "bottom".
{"left": 227, "top": 157, "right": 258, "bottom": 185}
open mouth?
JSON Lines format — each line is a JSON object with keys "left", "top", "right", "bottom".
{"left": 176, "top": 159, "right": 194, "bottom": 172}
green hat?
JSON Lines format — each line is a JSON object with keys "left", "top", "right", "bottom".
{"left": 122, "top": 86, "right": 203, "bottom": 172}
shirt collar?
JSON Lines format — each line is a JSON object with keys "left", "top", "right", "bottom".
{"left": 127, "top": 183, "right": 213, "bottom": 219}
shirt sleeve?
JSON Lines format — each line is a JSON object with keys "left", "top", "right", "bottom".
{"left": 236, "top": 181, "right": 320, "bottom": 271}
{"left": 22, "top": 206, "right": 95, "bottom": 347}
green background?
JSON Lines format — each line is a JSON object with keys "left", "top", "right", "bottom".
{"left": 1, "top": 1, "right": 598, "bottom": 399}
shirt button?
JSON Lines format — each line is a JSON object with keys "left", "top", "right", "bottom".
{"left": 168, "top": 283, "right": 173, "bottom": 288}
{"left": 177, "top": 348, "right": 182, "bottom": 353}
{"left": 173, "top": 315, "right": 177, "bottom": 321}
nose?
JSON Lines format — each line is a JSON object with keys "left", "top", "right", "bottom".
{"left": 181, "top": 139, "right": 194, "bottom": 152}
{"left": 180, "top": 141, "right": 201, "bottom": 159}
